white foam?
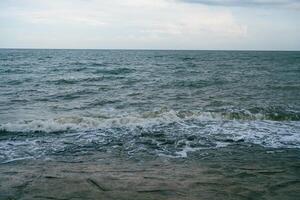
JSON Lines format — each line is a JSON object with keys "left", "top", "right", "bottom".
{"left": 175, "top": 146, "right": 203, "bottom": 158}
{"left": 214, "top": 120, "right": 300, "bottom": 149}
{"left": 0, "top": 110, "right": 204, "bottom": 133}
{"left": 1, "top": 110, "right": 300, "bottom": 150}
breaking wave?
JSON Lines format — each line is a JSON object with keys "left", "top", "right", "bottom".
{"left": 0, "top": 109, "right": 300, "bottom": 163}
{"left": 1, "top": 109, "right": 299, "bottom": 134}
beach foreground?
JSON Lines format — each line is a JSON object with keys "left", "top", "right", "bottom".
{"left": 1, "top": 146, "right": 299, "bottom": 200}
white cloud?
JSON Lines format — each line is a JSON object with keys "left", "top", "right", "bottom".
{"left": 0, "top": 0, "right": 247, "bottom": 48}
{"left": 181, "top": 0, "right": 300, "bottom": 8}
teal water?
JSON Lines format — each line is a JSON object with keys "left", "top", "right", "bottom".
{"left": 0, "top": 49, "right": 300, "bottom": 163}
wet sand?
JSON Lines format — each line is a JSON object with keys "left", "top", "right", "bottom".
{"left": 1, "top": 147, "right": 300, "bottom": 200}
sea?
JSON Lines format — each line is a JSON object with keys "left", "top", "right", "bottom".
{"left": 0, "top": 49, "right": 300, "bottom": 163}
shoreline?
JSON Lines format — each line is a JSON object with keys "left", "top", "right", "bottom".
{"left": 1, "top": 147, "right": 299, "bottom": 200}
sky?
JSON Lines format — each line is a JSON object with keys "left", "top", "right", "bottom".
{"left": 0, "top": 0, "right": 300, "bottom": 50}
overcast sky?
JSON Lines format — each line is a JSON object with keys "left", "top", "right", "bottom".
{"left": 0, "top": 0, "right": 299, "bottom": 50}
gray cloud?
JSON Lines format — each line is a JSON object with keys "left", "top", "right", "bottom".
{"left": 180, "top": 0, "right": 300, "bottom": 8}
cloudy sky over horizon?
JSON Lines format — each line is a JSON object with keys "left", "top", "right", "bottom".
{"left": 0, "top": 0, "right": 300, "bottom": 50}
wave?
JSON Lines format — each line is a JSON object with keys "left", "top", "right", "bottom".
{"left": 0, "top": 109, "right": 300, "bottom": 163}
{"left": 95, "top": 67, "right": 134, "bottom": 75}
{"left": 0, "top": 109, "right": 299, "bottom": 134}
{"left": 47, "top": 72, "right": 133, "bottom": 85}
{"left": 0, "top": 110, "right": 190, "bottom": 133}
{"left": 220, "top": 111, "right": 300, "bottom": 121}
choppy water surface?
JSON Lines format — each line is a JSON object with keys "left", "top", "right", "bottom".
{"left": 0, "top": 49, "right": 300, "bottom": 162}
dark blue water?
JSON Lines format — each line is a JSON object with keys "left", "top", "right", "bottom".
{"left": 0, "top": 49, "right": 300, "bottom": 162}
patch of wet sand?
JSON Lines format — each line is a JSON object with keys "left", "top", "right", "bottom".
{"left": 1, "top": 149, "right": 300, "bottom": 200}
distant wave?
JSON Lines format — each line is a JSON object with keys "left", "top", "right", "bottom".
{"left": 95, "top": 67, "right": 134, "bottom": 75}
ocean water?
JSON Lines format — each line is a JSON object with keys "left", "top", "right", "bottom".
{"left": 0, "top": 49, "right": 300, "bottom": 163}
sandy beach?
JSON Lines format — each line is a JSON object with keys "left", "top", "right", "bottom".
{"left": 1, "top": 146, "right": 299, "bottom": 200}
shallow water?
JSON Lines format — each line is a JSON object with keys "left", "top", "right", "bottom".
{"left": 1, "top": 147, "right": 299, "bottom": 200}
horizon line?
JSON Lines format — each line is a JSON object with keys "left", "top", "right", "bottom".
{"left": 0, "top": 47, "right": 299, "bottom": 52}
